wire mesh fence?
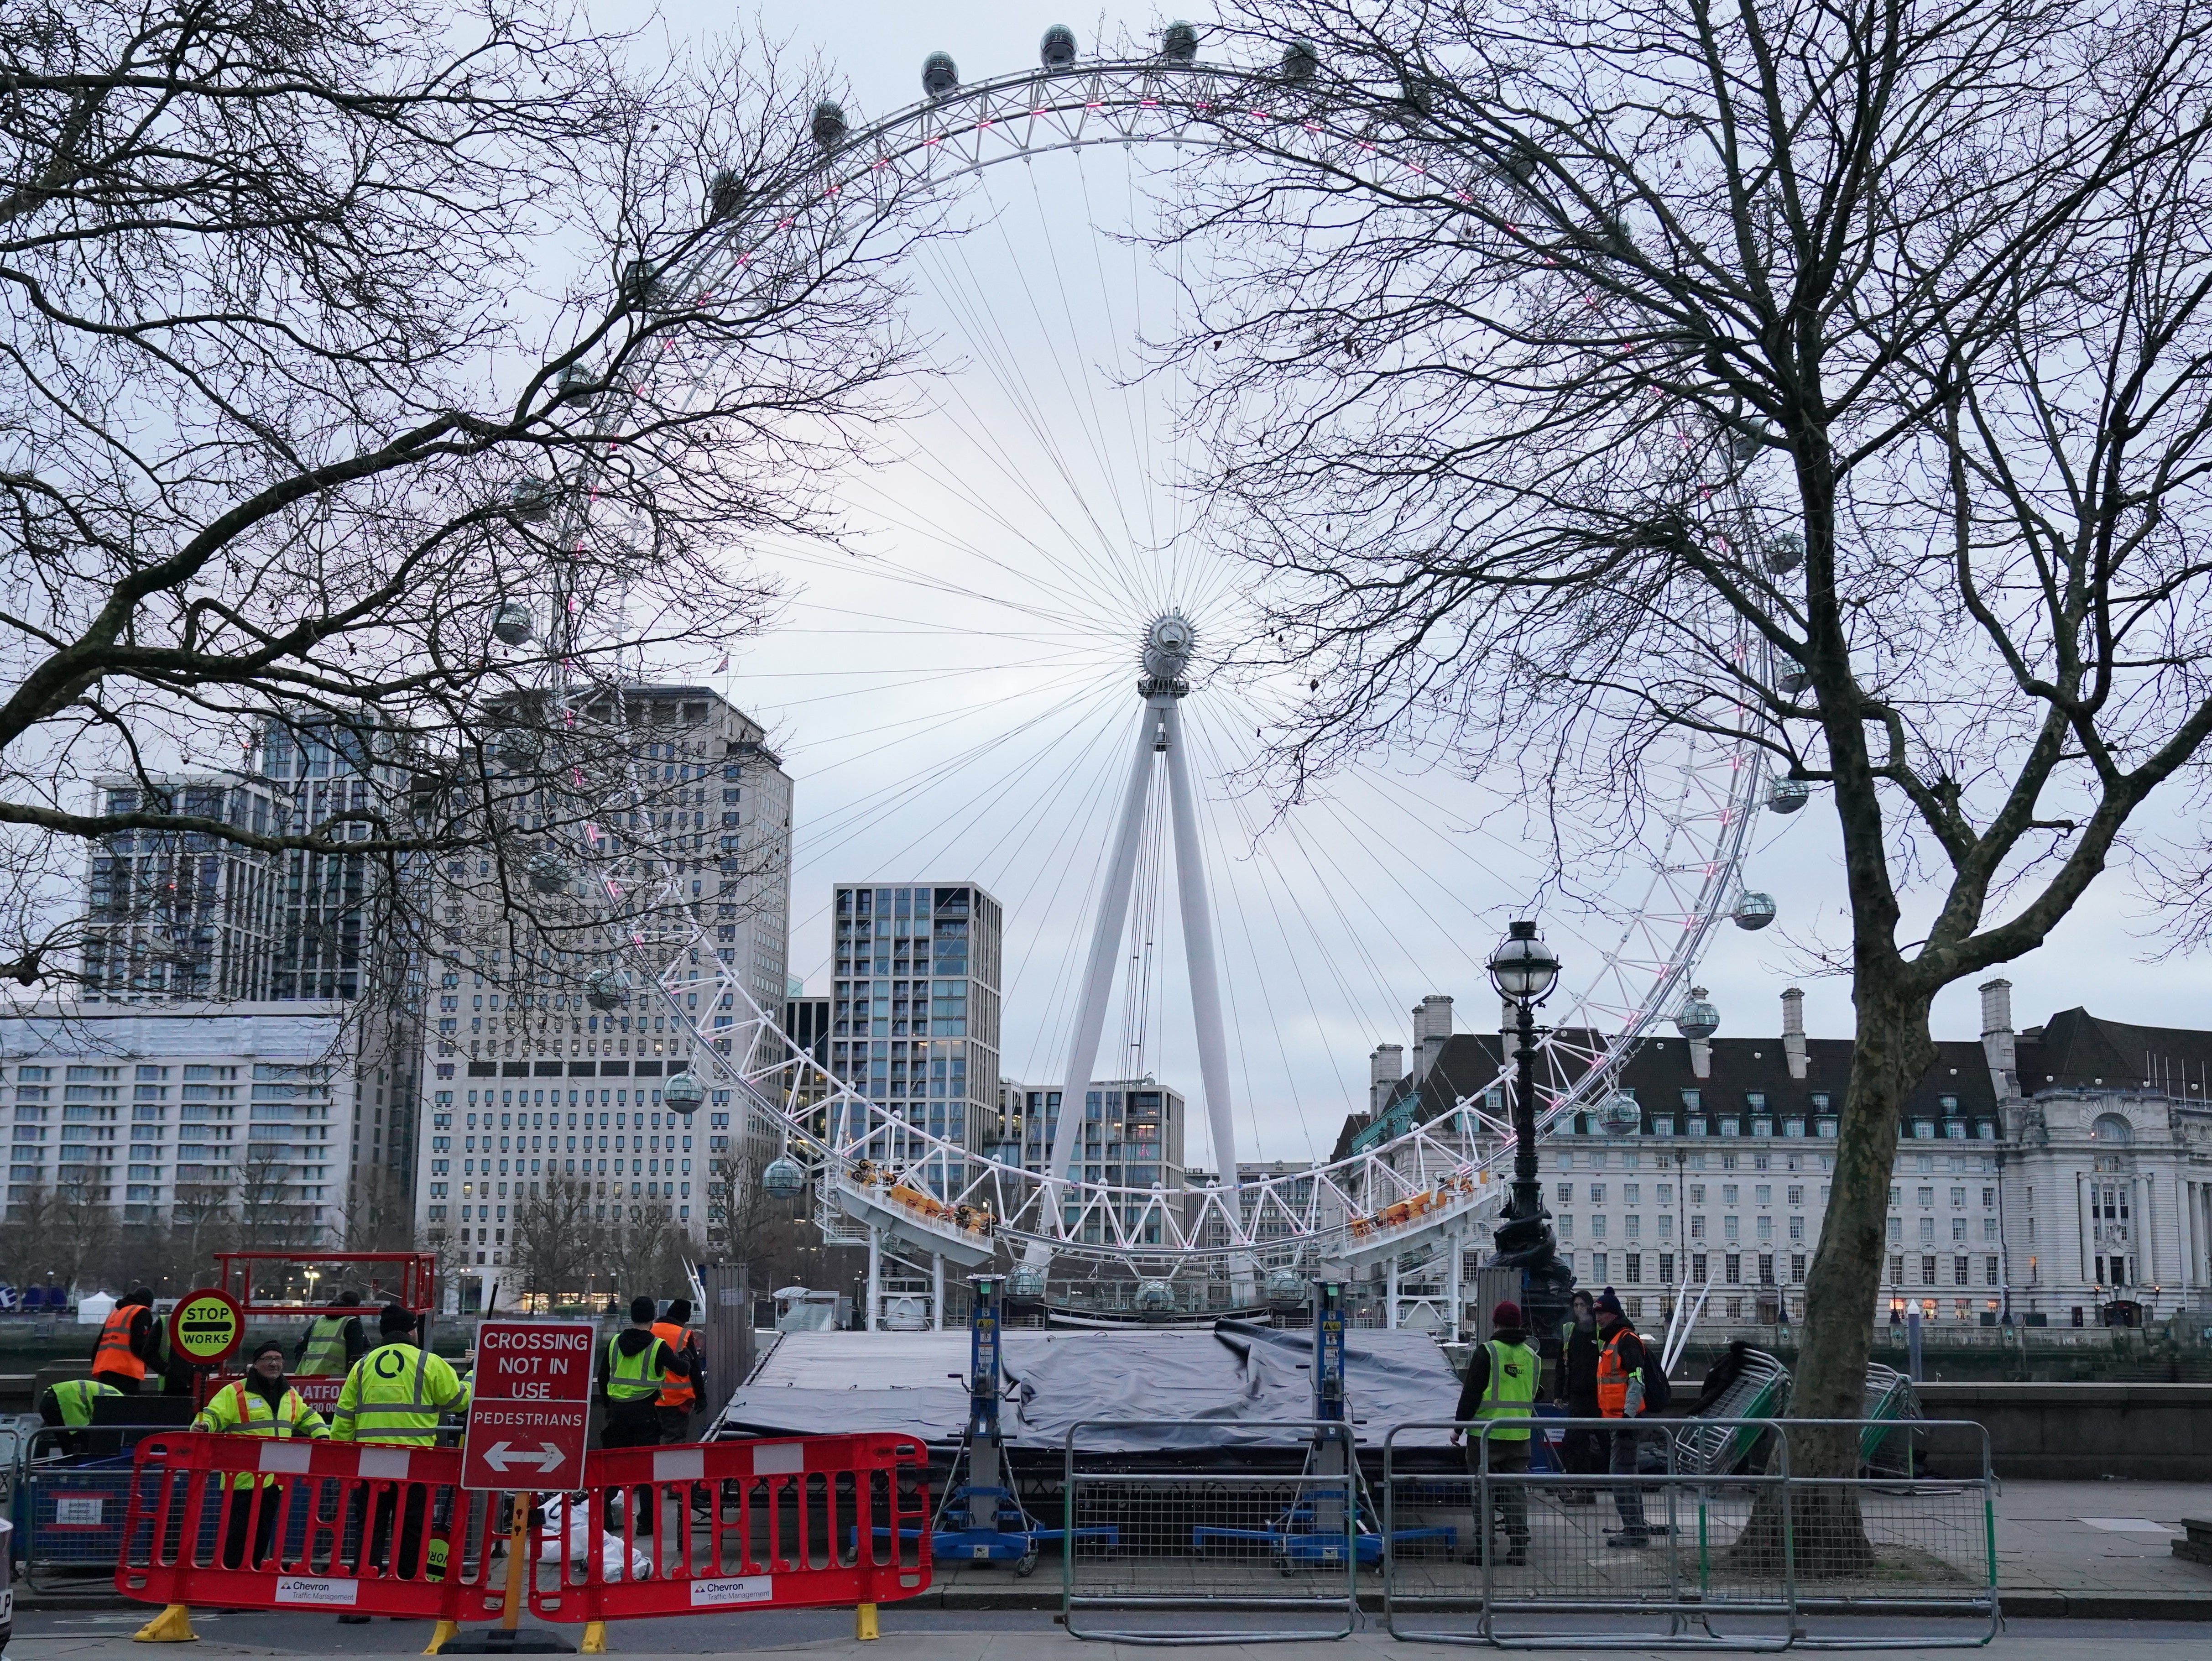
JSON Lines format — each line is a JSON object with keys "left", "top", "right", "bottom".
{"left": 1381, "top": 1418, "right": 1996, "bottom": 1651}
{"left": 1061, "top": 1420, "right": 1360, "bottom": 1645}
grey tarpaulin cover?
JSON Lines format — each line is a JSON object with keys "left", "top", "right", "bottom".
{"left": 717, "top": 1321, "right": 1458, "bottom": 1450}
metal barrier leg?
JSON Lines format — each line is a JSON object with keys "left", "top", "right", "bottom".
{"left": 132, "top": 1603, "right": 197, "bottom": 1643}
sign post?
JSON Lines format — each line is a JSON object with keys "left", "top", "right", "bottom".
{"left": 443, "top": 1320, "right": 597, "bottom": 1656}
{"left": 169, "top": 1288, "right": 244, "bottom": 1407}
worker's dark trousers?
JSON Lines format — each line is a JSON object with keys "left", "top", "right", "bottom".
{"left": 656, "top": 1405, "right": 694, "bottom": 1445}
{"left": 1465, "top": 1436, "right": 1531, "bottom": 1551}
{"left": 602, "top": 1409, "right": 662, "bottom": 1534}
{"left": 89, "top": 1369, "right": 141, "bottom": 1395}
{"left": 1608, "top": 1423, "right": 1650, "bottom": 1535}
{"left": 221, "top": 1484, "right": 283, "bottom": 1569}
{"left": 348, "top": 1483, "right": 429, "bottom": 1578}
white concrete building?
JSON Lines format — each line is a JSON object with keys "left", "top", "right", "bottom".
{"left": 1, "top": 1001, "right": 407, "bottom": 1243}
{"left": 1346, "top": 981, "right": 2212, "bottom": 1330}
{"left": 412, "top": 687, "right": 793, "bottom": 1271}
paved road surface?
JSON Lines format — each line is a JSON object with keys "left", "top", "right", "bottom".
{"left": 10, "top": 1608, "right": 2212, "bottom": 1657}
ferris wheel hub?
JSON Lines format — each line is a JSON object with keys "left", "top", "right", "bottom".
{"left": 1140, "top": 608, "right": 1197, "bottom": 692}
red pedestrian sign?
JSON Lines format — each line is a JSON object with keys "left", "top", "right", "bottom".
{"left": 461, "top": 1320, "right": 596, "bottom": 1492}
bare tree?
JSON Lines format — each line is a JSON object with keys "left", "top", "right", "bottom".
{"left": 1173, "top": 0, "right": 2212, "bottom": 1536}
{"left": 0, "top": 0, "right": 917, "bottom": 1005}
{"left": 604, "top": 1200, "right": 689, "bottom": 1306}
{"left": 237, "top": 1146, "right": 310, "bottom": 1250}
{"left": 342, "top": 1165, "right": 416, "bottom": 1254}
{"left": 509, "top": 1177, "right": 600, "bottom": 1307}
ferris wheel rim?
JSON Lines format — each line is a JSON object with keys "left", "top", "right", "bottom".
{"left": 535, "top": 51, "right": 1779, "bottom": 1267}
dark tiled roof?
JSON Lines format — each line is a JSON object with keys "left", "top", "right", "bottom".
{"left": 1346, "top": 1028, "right": 2001, "bottom": 1147}
{"left": 2016, "top": 1006, "right": 2212, "bottom": 1098}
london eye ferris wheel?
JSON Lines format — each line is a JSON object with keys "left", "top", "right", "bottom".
{"left": 519, "top": 21, "right": 1804, "bottom": 1319}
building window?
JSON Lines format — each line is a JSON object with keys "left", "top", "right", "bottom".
{"left": 2089, "top": 1113, "right": 2133, "bottom": 1145}
{"left": 1680, "top": 1090, "right": 1701, "bottom": 1111}
{"left": 1953, "top": 1256, "right": 1970, "bottom": 1287}
{"left": 1745, "top": 1092, "right": 1766, "bottom": 1112}
{"left": 1790, "top": 1254, "right": 1806, "bottom": 1283}
{"left": 1920, "top": 1254, "right": 1938, "bottom": 1285}
{"left": 1591, "top": 1253, "right": 1607, "bottom": 1282}
{"left": 1816, "top": 1118, "right": 1838, "bottom": 1138}
{"left": 1652, "top": 1115, "right": 1675, "bottom": 1136}
{"left": 1984, "top": 1256, "right": 1999, "bottom": 1287}
{"left": 1623, "top": 1252, "right": 1641, "bottom": 1284}
{"left": 1724, "top": 1253, "right": 1741, "bottom": 1284}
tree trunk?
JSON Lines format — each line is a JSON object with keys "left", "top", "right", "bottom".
{"left": 1728, "top": 975, "right": 1934, "bottom": 1576}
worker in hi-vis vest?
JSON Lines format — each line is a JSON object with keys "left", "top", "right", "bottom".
{"left": 329, "top": 1304, "right": 467, "bottom": 1617}
{"left": 192, "top": 1340, "right": 331, "bottom": 1567}
{"left": 602, "top": 1296, "right": 694, "bottom": 1535}
{"left": 295, "top": 1288, "right": 368, "bottom": 1377}
{"left": 1452, "top": 1298, "right": 1539, "bottom": 1567}
{"left": 91, "top": 1287, "right": 158, "bottom": 1394}
{"left": 650, "top": 1297, "right": 704, "bottom": 1444}
{"left": 38, "top": 1376, "right": 122, "bottom": 1455}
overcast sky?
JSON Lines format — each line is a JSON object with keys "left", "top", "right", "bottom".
{"left": 595, "top": 2, "right": 2212, "bottom": 1166}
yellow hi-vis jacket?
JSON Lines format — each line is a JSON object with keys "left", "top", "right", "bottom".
{"left": 192, "top": 1378, "right": 331, "bottom": 1487}
{"left": 330, "top": 1341, "right": 470, "bottom": 1446}
{"left": 297, "top": 1314, "right": 356, "bottom": 1376}
{"left": 48, "top": 1378, "right": 122, "bottom": 1427}
{"left": 604, "top": 1332, "right": 673, "bottom": 1404}
{"left": 1473, "top": 1339, "right": 1540, "bottom": 1441}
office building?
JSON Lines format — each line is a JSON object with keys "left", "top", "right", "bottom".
{"left": 822, "top": 883, "right": 1002, "bottom": 1192}
{"left": 412, "top": 687, "right": 792, "bottom": 1267}
{"left": 0, "top": 1001, "right": 405, "bottom": 1243}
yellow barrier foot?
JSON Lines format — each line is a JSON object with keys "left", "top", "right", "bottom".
{"left": 423, "top": 1619, "right": 459, "bottom": 1655}
{"left": 133, "top": 1604, "right": 198, "bottom": 1643}
{"left": 856, "top": 1602, "right": 880, "bottom": 1642}
{"left": 580, "top": 1622, "right": 607, "bottom": 1655}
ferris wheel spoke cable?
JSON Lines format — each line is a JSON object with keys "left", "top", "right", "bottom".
{"left": 917, "top": 236, "right": 1155, "bottom": 616}
{"left": 802, "top": 685, "right": 1126, "bottom": 915}
{"left": 809, "top": 437, "right": 1141, "bottom": 632}
{"left": 999, "top": 704, "right": 1149, "bottom": 1086}
{"left": 1182, "top": 711, "right": 1369, "bottom": 1125}
{"left": 791, "top": 676, "right": 1122, "bottom": 878}
{"left": 775, "top": 660, "right": 1109, "bottom": 784}
{"left": 1179, "top": 710, "right": 1341, "bottom": 1165}
{"left": 960, "top": 185, "right": 1148, "bottom": 583}
{"left": 1069, "top": 148, "right": 1169, "bottom": 605}
{"left": 758, "top": 517, "right": 1112, "bottom": 636}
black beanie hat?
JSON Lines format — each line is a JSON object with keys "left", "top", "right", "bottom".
{"left": 665, "top": 1298, "right": 692, "bottom": 1324}
{"left": 629, "top": 1295, "right": 657, "bottom": 1324}
{"left": 379, "top": 1303, "right": 417, "bottom": 1336}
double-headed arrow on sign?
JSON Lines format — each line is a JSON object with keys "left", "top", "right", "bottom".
{"left": 478, "top": 1441, "right": 566, "bottom": 1475}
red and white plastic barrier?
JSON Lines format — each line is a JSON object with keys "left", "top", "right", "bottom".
{"left": 115, "top": 1431, "right": 931, "bottom": 1636}
{"left": 531, "top": 1432, "right": 931, "bottom": 1624}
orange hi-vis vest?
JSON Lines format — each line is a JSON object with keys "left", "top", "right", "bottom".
{"left": 1596, "top": 1325, "right": 1639, "bottom": 1419}
{"left": 94, "top": 1304, "right": 148, "bottom": 1381}
{"left": 651, "top": 1321, "right": 694, "bottom": 1409}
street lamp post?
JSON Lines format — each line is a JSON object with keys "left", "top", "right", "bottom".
{"left": 1483, "top": 919, "right": 1575, "bottom": 1353}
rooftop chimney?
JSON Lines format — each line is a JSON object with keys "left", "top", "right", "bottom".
{"left": 1370, "top": 1042, "right": 1406, "bottom": 1113}
{"left": 1410, "top": 994, "right": 1454, "bottom": 1082}
{"left": 1978, "top": 977, "right": 2017, "bottom": 1099}
{"left": 1781, "top": 987, "right": 1808, "bottom": 1080}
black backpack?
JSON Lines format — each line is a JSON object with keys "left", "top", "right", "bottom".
{"left": 1638, "top": 1344, "right": 1672, "bottom": 1413}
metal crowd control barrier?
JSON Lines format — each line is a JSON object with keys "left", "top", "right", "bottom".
{"left": 528, "top": 1433, "right": 931, "bottom": 1627}
{"left": 1061, "top": 1419, "right": 1363, "bottom": 1645}
{"left": 1381, "top": 1418, "right": 1998, "bottom": 1651}
{"left": 1765, "top": 1420, "right": 1996, "bottom": 1650}
{"left": 19, "top": 1426, "right": 166, "bottom": 1596}
{"left": 115, "top": 1435, "right": 512, "bottom": 1627}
